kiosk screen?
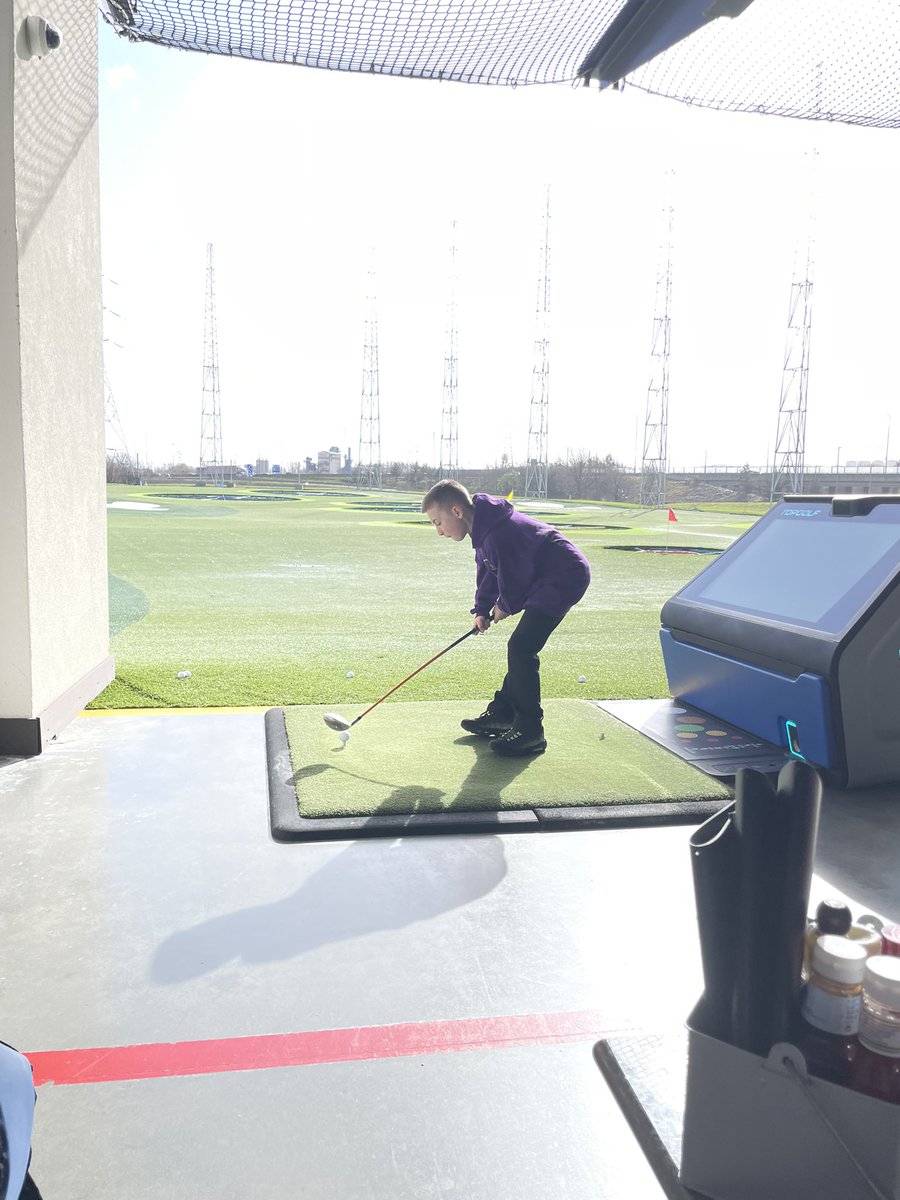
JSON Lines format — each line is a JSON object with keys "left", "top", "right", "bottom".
{"left": 681, "top": 502, "right": 900, "bottom": 632}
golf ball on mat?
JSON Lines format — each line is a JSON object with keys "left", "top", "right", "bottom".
{"left": 577, "top": 675, "right": 586, "bottom": 684}
{"left": 346, "top": 671, "right": 355, "bottom": 679}
{"left": 338, "top": 731, "right": 350, "bottom": 743}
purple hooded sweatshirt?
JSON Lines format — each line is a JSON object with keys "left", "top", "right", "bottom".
{"left": 470, "top": 494, "right": 591, "bottom": 619}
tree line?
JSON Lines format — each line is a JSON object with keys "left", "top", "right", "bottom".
{"left": 380, "top": 450, "right": 632, "bottom": 501}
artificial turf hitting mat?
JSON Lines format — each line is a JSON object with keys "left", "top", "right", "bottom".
{"left": 265, "top": 699, "right": 731, "bottom": 841}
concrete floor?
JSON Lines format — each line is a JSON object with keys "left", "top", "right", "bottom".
{"left": 1, "top": 711, "right": 898, "bottom": 1199}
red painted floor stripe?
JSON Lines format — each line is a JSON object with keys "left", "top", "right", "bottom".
{"left": 26, "top": 1011, "right": 631, "bottom": 1087}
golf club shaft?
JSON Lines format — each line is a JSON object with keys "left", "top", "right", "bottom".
{"left": 350, "top": 627, "right": 479, "bottom": 727}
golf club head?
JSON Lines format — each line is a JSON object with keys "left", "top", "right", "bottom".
{"left": 323, "top": 712, "right": 352, "bottom": 731}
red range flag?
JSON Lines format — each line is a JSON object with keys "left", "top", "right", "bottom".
{"left": 667, "top": 508, "right": 678, "bottom": 522}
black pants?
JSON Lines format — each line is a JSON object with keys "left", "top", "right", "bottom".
{"left": 493, "top": 608, "right": 567, "bottom": 731}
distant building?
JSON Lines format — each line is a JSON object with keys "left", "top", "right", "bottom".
{"left": 255, "top": 458, "right": 269, "bottom": 475}
{"left": 272, "top": 464, "right": 281, "bottom": 475}
{"left": 305, "top": 456, "right": 315, "bottom": 473}
{"left": 343, "top": 447, "right": 353, "bottom": 475}
{"left": 244, "top": 463, "right": 254, "bottom": 476}
{"left": 317, "top": 446, "right": 342, "bottom": 473}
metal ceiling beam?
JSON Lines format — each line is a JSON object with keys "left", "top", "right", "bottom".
{"left": 578, "top": 0, "right": 756, "bottom": 88}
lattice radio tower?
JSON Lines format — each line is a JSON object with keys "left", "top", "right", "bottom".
{"left": 640, "top": 187, "right": 674, "bottom": 508}
{"left": 102, "top": 276, "right": 138, "bottom": 483}
{"left": 439, "top": 222, "right": 459, "bottom": 478}
{"left": 525, "top": 187, "right": 551, "bottom": 500}
{"left": 105, "top": 371, "right": 139, "bottom": 484}
{"left": 199, "top": 243, "right": 224, "bottom": 486}
{"left": 358, "top": 268, "right": 382, "bottom": 489}
{"left": 770, "top": 153, "right": 817, "bottom": 501}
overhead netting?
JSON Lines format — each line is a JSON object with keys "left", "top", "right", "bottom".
{"left": 623, "top": 1, "right": 900, "bottom": 130}
{"left": 101, "top": 0, "right": 621, "bottom": 85}
{"left": 101, "top": 0, "right": 900, "bottom": 128}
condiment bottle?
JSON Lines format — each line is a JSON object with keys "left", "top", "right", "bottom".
{"left": 797, "top": 935, "right": 866, "bottom": 1085}
{"left": 856, "top": 914, "right": 884, "bottom": 935}
{"left": 850, "top": 956, "right": 900, "bottom": 1103}
{"left": 847, "top": 922, "right": 883, "bottom": 958}
{"left": 802, "top": 899, "right": 853, "bottom": 980}
{"left": 880, "top": 924, "right": 900, "bottom": 958}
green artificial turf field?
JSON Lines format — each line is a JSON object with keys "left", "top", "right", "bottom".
{"left": 96, "top": 484, "right": 763, "bottom": 709}
{"left": 283, "top": 700, "right": 731, "bottom": 817}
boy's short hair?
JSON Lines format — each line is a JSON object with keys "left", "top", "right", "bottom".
{"left": 422, "top": 479, "right": 473, "bottom": 513}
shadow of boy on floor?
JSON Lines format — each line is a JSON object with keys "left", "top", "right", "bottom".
{"left": 148, "top": 739, "right": 536, "bottom": 983}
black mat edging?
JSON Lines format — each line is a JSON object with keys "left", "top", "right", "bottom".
{"left": 266, "top": 708, "right": 731, "bottom": 843}
{"left": 265, "top": 708, "right": 538, "bottom": 841}
{"left": 535, "top": 798, "right": 729, "bottom": 830}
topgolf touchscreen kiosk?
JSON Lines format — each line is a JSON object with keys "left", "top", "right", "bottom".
{"left": 660, "top": 495, "right": 900, "bottom": 787}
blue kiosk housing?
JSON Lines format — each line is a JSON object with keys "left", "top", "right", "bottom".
{"left": 660, "top": 495, "right": 900, "bottom": 787}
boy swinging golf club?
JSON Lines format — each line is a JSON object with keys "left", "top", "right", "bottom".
{"left": 423, "top": 480, "right": 591, "bottom": 756}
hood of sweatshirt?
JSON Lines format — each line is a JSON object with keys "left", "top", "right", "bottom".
{"left": 470, "top": 493, "right": 513, "bottom": 549}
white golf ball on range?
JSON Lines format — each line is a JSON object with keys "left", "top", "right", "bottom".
{"left": 346, "top": 671, "right": 355, "bottom": 679}
{"left": 577, "top": 675, "right": 586, "bottom": 684}
{"left": 338, "top": 730, "right": 350, "bottom": 743}
{"left": 177, "top": 670, "right": 191, "bottom": 679}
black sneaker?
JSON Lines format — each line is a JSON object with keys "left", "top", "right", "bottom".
{"left": 460, "top": 706, "right": 514, "bottom": 737}
{"left": 489, "top": 726, "right": 547, "bottom": 756}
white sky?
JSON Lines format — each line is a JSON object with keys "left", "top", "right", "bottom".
{"left": 99, "top": 22, "right": 900, "bottom": 473}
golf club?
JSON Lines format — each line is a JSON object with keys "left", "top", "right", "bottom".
{"left": 323, "top": 622, "right": 489, "bottom": 732}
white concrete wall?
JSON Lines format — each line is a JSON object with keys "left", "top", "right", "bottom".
{"left": 0, "top": 5, "right": 33, "bottom": 718}
{"left": 0, "top": 0, "right": 109, "bottom": 725}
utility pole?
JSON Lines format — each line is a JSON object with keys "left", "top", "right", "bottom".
{"left": 439, "top": 222, "right": 459, "bottom": 478}
{"left": 357, "top": 266, "right": 382, "bottom": 490}
{"left": 770, "top": 207, "right": 815, "bottom": 499}
{"left": 770, "top": 123, "right": 820, "bottom": 501}
{"left": 640, "top": 181, "right": 674, "bottom": 508}
{"left": 525, "top": 186, "right": 551, "bottom": 500}
{"left": 105, "top": 370, "right": 138, "bottom": 484}
{"left": 199, "top": 243, "right": 224, "bottom": 487}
